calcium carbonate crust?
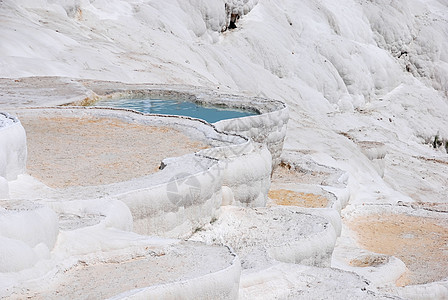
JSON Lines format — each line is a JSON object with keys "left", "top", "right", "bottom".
{"left": 190, "top": 206, "right": 337, "bottom": 269}
{"left": 109, "top": 246, "right": 241, "bottom": 300}
{"left": 0, "top": 82, "right": 288, "bottom": 298}
{"left": 0, "top": 112, "right": 27, "bottom": 182}
{"left": 11, "top": 105, "right": 283, "bottom": 238}
{"left": 0, "top": 200, "right": 58, "bottom": 273}
{"left": 75, "top": 81, "right": 289, "bottom": 171}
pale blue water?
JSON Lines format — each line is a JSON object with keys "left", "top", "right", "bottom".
{"left": 92, "top": 98, "right": 258, "bottom": 123}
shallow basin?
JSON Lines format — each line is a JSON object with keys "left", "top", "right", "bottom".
{"left": 91, "top": 97, "right": 258, "bottom": 123}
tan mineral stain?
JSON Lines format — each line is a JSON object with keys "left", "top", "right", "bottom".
{"left": 271, "top": 163, "right": 330, "bottom": 185}
{"left": 347, "top": 214, "right": 448, "bottom": 286}
{"left": 349, "top": 254, "right": 389, "bottom": 268}
{"left": 20, "top": 115, "right": 208, "bottom": 188}
{"left": 268, "top": 189, "right": 328, "bottom": 208}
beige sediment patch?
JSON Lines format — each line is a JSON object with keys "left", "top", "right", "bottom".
{"left": 347, "top": 214, "right": 448, "bottom": 286}
{"left": 271, "top": 162, "right": 330, "bottom": 185}
{"left": 268, "top": 189, "right": 328, "bottom": 208}
{"left": 20, "top": 115, "right": 208, "bottom": 188}
{"left": 349, "top": 254, "right": 389, "bottom": 267}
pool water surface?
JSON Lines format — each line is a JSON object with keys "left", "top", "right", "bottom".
{"left": 92, "top": 98, "right": 258, "bottom": 123}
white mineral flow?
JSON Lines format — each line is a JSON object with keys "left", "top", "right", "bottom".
{"left": 1, "top": 0, "right": 448, "bottom": 298}
{"left": 0, "top": 113, "right": 15, "bottom": 127}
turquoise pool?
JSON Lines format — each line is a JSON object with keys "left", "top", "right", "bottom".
{"left": 92, "top": 98, "right": 258, "bottom": 123}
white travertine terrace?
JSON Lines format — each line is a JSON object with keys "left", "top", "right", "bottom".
{"left": 9, "top": 102, "right": 281, "bottom": 238}
{"left": 4, "top": 79, "right": 441, "bottom": 299}
{"left": 0, "top": 200, "right": 58, "bottom": 273}
{"left": 0, "top": 113, "right": 27, "bottom": 181}
{"left": 77, "top": 82, "right": 289, "bottom": 170}
{"left": 0, "top": 112, "right": 27, "bottom": 199}
{"left": 190, "top": 206, "right": 337, "bottom": 268}
{"left": 0, "top": 81, "right": 296, "bottom": 298}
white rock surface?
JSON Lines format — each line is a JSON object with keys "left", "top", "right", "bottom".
{"left": 190, "top": 206, "right": 337, "bottom": 269}
{"left": 0, "top": 113, "right": 27, "bottom": 182}
{"left": 0, "top": 200, "right": 58, "bottom": 273}
{"left": 5, "top": 240, "right": 240, "bottom": 299}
